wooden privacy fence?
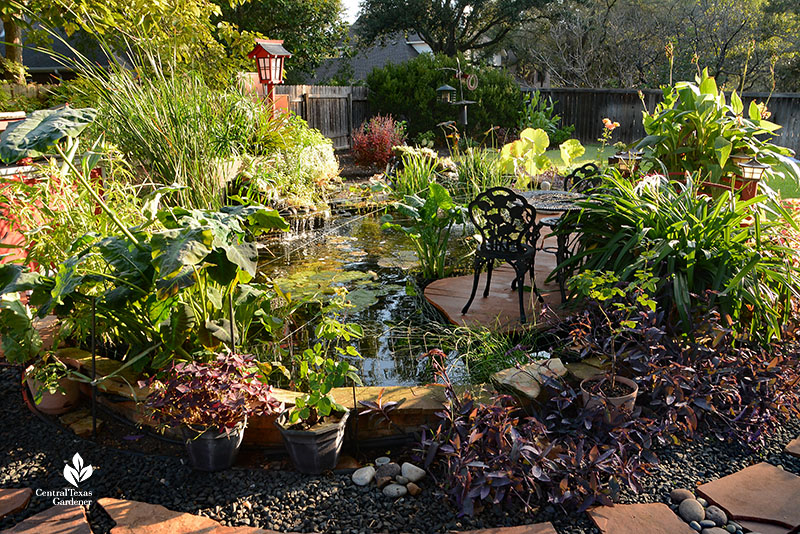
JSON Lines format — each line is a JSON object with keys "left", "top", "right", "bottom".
{"left": 527, "top": 88, "right": 800, "bottom": 153}
{"left": 0, "top": 83, "right": 54, "bottom": 101}
{"left": 275, "top": 85, "right": 370, "bottom": 150}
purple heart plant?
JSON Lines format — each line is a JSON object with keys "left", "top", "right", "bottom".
{"left": 140, "top": 351, "right": 283, "bottom": 434}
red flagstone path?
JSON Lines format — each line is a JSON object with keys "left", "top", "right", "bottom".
{"left": 0, "top": 490, "right": 31, "bottom": 520}
{"left": 454, "top": 524, "right": 558, "bottom": 534}
{"left": 786, "top": 435, "right": 800, "bottom": 458}
{"left": 697, "top": 462, "right": 800, "bottom": 529}
{"left": 98, "top": 498, "right": 557, "bottom": 534}
{"left": 588, "top": 502, "right": 697, "bottom": 534}
{"left": 736, "top": 520, "right": 793, "bottom": 534}
{"left": 0, "top": 505, "right": 91, "bottom": 534}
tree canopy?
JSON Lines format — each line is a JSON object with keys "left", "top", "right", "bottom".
{"left": 356, "top": 0, "right": 549, "bottom": 57}
{"left": 215, "top": 0, "right": 346, "bottom": 83}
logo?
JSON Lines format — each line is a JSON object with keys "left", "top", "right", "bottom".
{"left": 36, "top": 453, "right": 95, "bottom": 506}
{"left": 63, "top": 453, "right": 93, "bottom": 488}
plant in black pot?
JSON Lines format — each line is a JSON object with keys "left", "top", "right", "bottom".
{"left": 141, "top": 351, "right": 283, "bottom": 471}
{"left": 276, "top": 302, "right": 363, "bottom": 474}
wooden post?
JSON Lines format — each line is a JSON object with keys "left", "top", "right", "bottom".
{"left": 347, "top": 92, "right": 353, "bottom": 149}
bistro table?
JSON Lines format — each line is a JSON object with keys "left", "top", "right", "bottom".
{"left": 519, "top": 189, "right": 587, "bottom": 302}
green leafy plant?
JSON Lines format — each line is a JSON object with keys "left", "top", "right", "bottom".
{"left": 635, "top": 68, "right": 799, "bottom": 185}
{"left": 382, "top": 183, "right": 466, "bottom": 280}
{"left": 561, "top": 172, "right": 800, "bottom": 341}
{"left": 23, "top": 352, "right": 72, "bottom": 405}
{"left": 454, "top": 147, "right": 510, "bottom": 201}
{"left": 392, "top": 147, "right": 440, "bottom": 197}
{"left": 286, "top": 295, "right": 363, "bottom": 426}
{"left": 499, "top": 128, "right": 584, "bottom": 189}
{"left": 518, "top": 90, "right": 576, "bottom": 147}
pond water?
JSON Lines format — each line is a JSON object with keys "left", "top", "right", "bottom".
{"left": 258, "top": 212, "right": 469, "bottom": 386}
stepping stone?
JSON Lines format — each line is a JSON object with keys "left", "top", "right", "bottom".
{"left": 696, "top": 462, "right": 800, "bottom": 529}
{"left": 786, "top": 436, "right": 800, "bottom": 458}
{"left": 736, "top": 519, "right": 793, "bottom": 534}
{"left": 0, "top": 505, "right": 91, "bottom": 533}
{"left": 588, "top": 502, "right": 697, "bottom": 534}
{"left": 492, "top": 359, "right": 567, "bottom": 401}
{"left": 450, "top": 524, "right": 558, "bottom": 534}
{"left": 98, "top": 498, "right": 303, "bottom": 533}
{"left": 0, "top": 489, "right": 31, "bottom": 520}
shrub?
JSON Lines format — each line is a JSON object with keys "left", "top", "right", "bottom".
{"left": 352, "top": 114, "right": 406, "bottom": 167}
{"left": 367, "top": 54, "right": 523, "bottom": 138}
{"left": 560, "top": 172, "right": 800, "bottom": 342}
{"left": 518, "top": 90, "right": 576, "bottom": 148}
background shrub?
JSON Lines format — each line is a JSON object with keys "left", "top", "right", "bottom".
{"left": 352, "top": 114, "right": 406, "bottom": 167}
{"left": 366, "top": 54, "right": 523, "bottom": 138}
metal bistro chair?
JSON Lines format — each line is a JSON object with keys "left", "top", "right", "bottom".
{"left": 539, "top": 163, "right": 600, "bottom": 301}
{"left": 461, "top": 187, "right": 542, "bottom": 324}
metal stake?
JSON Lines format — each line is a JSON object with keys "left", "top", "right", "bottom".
{"left": 91, "top": 297, "right": 97, "bottom": 440}
{"left": 228, "top": 291, "right": 236, "bottom": 353}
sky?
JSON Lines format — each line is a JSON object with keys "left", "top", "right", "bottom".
{"left": 342, "top": 0, "right": 360, "bottom": 23}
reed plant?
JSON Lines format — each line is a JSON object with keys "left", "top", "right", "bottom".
{"left": 392, "top": 150, "right": 440, "bottom": 197}
{"left": 454, "top": 147, "right": 510, "bottom": 202}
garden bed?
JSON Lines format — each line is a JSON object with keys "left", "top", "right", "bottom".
{"left": 2, "top": 365, "right": 799, "bottom": 534}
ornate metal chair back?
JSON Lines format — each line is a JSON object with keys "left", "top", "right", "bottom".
{"left": 468, "top": 187, "right": 538, "bottom": 253}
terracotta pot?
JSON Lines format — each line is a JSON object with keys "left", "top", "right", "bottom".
{"left": 580, "top": 375, "right": 638, "bottom": 414}
{"left": 26, "top": 376, "right": 80, "bottom": 415}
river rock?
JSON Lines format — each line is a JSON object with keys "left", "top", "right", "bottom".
{"left": 395, "top": 476, "right": 409, "bottom": 485}
{"left": 705, "top": 505, "right": 727, "bottom": 526}
{"left": 376, "top": 476, "right": 392, "bottom": 489}
{"left": 670, "top": 488, "right": 695, "bottom": 503}
{"left": 700, "top": 520, "right": 716, "bottom": 528}
{"left": 680, "top": 499, "right": 706, "bottom": 523}
{"left": 406, "top": 482, "right": 421, "bottom": 496}
{"left": 351, "top": 466, "right": 375, "bottom": 487}
{"left": 701, "top": 528, "right": 728, "bottom": 534}
{"left": 382, "top": 484, "right": 408, "bottom": 498}
{"left": 689, "top": 521, "right": 702, "bottom": 532}
{"left": 375, "top": 462, "right": 400, "bottom": 479}
{"left": 401, "top": 462, "right": 426, "bottom": 483}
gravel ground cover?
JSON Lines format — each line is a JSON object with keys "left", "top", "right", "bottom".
{"left": 1, "top": 365, "right": 798, "bottom": 534}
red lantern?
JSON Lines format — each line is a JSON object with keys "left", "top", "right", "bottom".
{"left": 247, "top": 39, "right": 291, "bottom": 106}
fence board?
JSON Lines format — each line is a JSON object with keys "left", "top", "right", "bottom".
{"left": 275, "top": 85, "right": 369, "bottom": 149}
{"left": 526, "top": 88, "right": 800, "bottom": 153}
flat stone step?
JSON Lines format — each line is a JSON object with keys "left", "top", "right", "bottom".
{"left": 697, "top": 462, "right": 800, "bottom": 529}
{"left": 452, "top": 524, "right": 558, "bottom": 534}
{"left": 0, "top": 489, "right": 31, "bottom": 520}
{"left": 588, "top": 502, "right": 697, "bottom": 534}
{"left": 0, "top": 505, "right": 91, "bottom": 533}
{"left": 98, "top": 497, "right": 298, "bottom": 533}
{"left": 785, "top": 435, "right": 800, "bottom": 458}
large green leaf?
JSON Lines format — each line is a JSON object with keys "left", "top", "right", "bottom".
{"left": 151, "top": 226, "right": 214, "bottom": 280}
{"left": 0, "top": 107, "right": 97, "bottom": 164}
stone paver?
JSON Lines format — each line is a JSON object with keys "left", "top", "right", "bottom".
{"left": 491, "top": 359, "right": 567, "bottom": 401}
{"left": 0, "top": 489, "right": 31, "bottom": 520}
{"left": 785, "top": 436, "right": 800, "bottom": 458}
{"left": 736, "top": 519, "right": 792, "bottom": 534}
{"left": 696, "top": 462, "right": 800, "bottom": 529}
{"left": 0, "top": 505, "right": 91, "bottom": 533}
{"left": 98, "top": 498, "right": 301, "bottom": 534}
{"left": 451, "top": 524, "right": 558, "bottom": 534}
{"left": 588, "top": 503, "right": 697, "bottom": 534}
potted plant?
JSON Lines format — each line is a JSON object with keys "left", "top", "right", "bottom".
{"left": 275, "top": 310, "right": 363, "bottom": 474}
{"left": 24, "top": 352, "right": 80, "bottom": 415}
{"left": 141, "top": 351, "right": 283, "bottom": 471}
{"left": 635, "top": 68, "right": 798, "bottom": 198}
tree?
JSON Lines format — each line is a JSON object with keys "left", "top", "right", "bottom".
{"left": 356, "top": 0, "right": 550, "bottom": 57}
{"left": 511, "top": 0, "right": 798, "bottom": 91}
{"left": 215, "top": 0, "right": 346, "bottom": 83}
{"left": 1, "top": 0, "right": 256, "bottom": 85}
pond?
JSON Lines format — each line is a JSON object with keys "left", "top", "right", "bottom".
{"left": 258, "top": 212, "right": 470, "bottom": 386}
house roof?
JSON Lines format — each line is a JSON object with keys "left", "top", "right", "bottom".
{"left": 303, "top": 25, "right": 423, "bottom": 84}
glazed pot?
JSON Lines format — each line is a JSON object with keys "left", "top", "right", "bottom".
{"left": 580, "top": 375, "right": 638, "bottom": 414}
{"left": 182, "top": 422, "right": 245, "bottom": 472}
{"left": 26, "top": 376, "right": 80, "bottom": 415}
{"left": 276, "top": 409, "right": 349, "bottom": 475}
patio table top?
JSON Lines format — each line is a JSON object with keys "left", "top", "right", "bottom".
{"left": 519, "top": 189, "right": 587, "bottom": 212}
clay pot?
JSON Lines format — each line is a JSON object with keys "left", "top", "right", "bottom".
{"left": 580, "top": 375, "right": 638, "bottom": 414}
{"left": 26, "top": 376, "right": 80, "bottom": 415}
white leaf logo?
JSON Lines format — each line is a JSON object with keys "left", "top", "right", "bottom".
{"left": 63, "top": 453, "right": 93, "bottom": 488}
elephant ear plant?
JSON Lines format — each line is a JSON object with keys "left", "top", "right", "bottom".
{"left": 382, "top": 182, "right": 466, "bottom": 281}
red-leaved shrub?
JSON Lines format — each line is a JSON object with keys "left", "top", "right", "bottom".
{"left": 352, "top": 115, "right": 406, "bottom": 167}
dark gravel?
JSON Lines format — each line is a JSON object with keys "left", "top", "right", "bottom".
{"left": 1, "top": 365, "right": 798, "bottom": 534}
